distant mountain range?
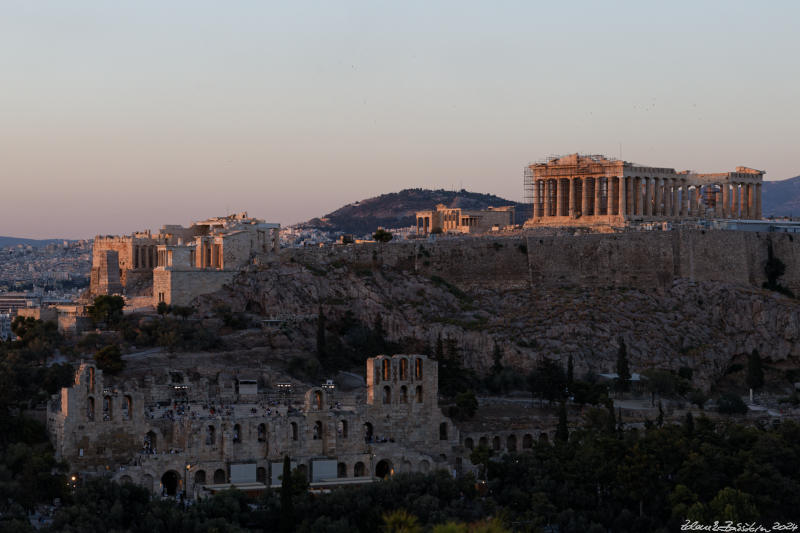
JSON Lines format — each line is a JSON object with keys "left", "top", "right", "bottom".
{"left": 297, "top": 188, "right": 528, "bottom": 235}
{"left": 0, "top": 236, "right": 69, "bottom": 249}
{"left": 762, "top": 176, "right": 800, "bottom": 218}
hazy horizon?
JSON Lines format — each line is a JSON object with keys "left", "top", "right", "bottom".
{"left": 2, "top": 1, "right": 799, "bottom": 239}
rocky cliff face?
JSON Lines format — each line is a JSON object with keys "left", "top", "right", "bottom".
{"left": 198, "top": 231, "right": 800, "bottom": 391}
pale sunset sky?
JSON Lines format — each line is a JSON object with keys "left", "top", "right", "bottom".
{"left": 1, "top": 1, "right": 798, "bottom": 238}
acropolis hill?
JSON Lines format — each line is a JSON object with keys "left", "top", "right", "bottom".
{"left": 198, "top": 229, "right": 800, "bottom": 387}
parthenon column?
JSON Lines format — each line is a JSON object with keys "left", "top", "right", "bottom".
{"left": 642, "top": 178, "right": 653, "bottom": 216}
{"left": 714, "top": 187, "right": 723, "bottom": 218}
{"left": 732, "top": 183, "right": 740, "bottom": 218}
{"left": 581, "top": 178, "right": 591, "bottom": 217}
{"left": 555, "top": 180, "right": 563, "bottom": 217}
{"left": 655, "top": 178, "right": 663, "bottom": 216}
{"left": 592, "top": 178, "right": 600, "bottom": 216}
{"left": 532, "top": 179, "right": 540, "bottom": 218}
{"left": 721, "top": 183, "right": 729, "bottom": 218}
{"left": 618, "top": 176, "right": 627, "bottom": 217}
{"left": 680, "top": 181, "right": 688, "bottom": 217}
{"left": 664, "top": 179, "right": 672, "bottom": 217}
{"left": 629, "top": 178, "right": 635, "bottom": 216}
{"left": 671, "top": 180, "right": 678, "bottom": 217}
{"left": 568, "top": 179, "right": 576, "bottom": 218}
{"left": 756, "top": 183, "right": 762, "bottom": 219}
{"left": 746, "top": 183, "right": 754, "bottom": 219}
{"left": 542, "top": 181, "right": 550, "bottom": 217}
{"left": 610, "top": 177, "right": 618, "bottom": 215}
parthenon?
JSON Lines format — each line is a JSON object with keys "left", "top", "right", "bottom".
{"left": 523, "top": 154, "right": 764, "bottom": 227}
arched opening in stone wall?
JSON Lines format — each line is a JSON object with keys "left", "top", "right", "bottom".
{"left": 103, "top": 396, "right": 112, "bottom": 421}
{"left": 507, "top": 435, "right": 517, "bottom": 452}
{"left": 439, "top": 423, "right": 448, "bottom": 441}
{"left": 382, "top": 360, "right": 390, "bottom": 381}
{"left": 364, "top": 422, "right": 374, "bottom": 443}
{"left": 291, "top": 422, "right": 298, "bottom": 441}
{"left": 415, "top": 385, "right": 423, "bottom": 403}
{"left": 492, "top": 436, "right": 500, "bottom": 451}
{"left": 354, "top": 462, "right": 365, "bottom": 477}
{"left": 478, "top": 436, "right": 488, "bottom": 448}
{"left": 382, "top": 386, "right": 391, "bottom": 404}
{"left": 256, "top": 467, "right": 266, "bottom": 484}
{"left": 233, "top": 424, "right": 241, "bottom": 443}
{"left": 161, "top": 471, "right": 179, "bottom": 496}
{"left": 375, "top": 459, "right": 393, "bottom": 479}
{"left": 313, "top": 421, "right": 323, "bottom": 440}
{"left": 400, "top": 386, "right": 408, "bottom": 403}
{"left": 338, "top": 420, "right": 348, "bottom": 439}
{"left": 337, "top": 462, "right": 347, "bottom": 478}
{"left": 464, "top": 437, "right": 474, "bottom": 450}
{"left": 522, "top": 434, "right": 533, "bottom": 449}
{"left": 415, "top": 358, "right": 423, "bottom": 379}
{"left": 88, "top": 367, "right": 95, "bottom": 394}
{"left": 213, "top": 469, "right": 226, "bottom": 484}
{"left": 144, "top": 431, "right": 157, "bottom": 453}
{"left": 258, "top": 423, "right": 266, "bottom": 442}
{"left": 123, "top": 395, "right": 132, "bottom": 420}
{"left": 194, "top": 470, "right": 206, "bottom": 484}
{"left": 400, "top": 358, "right": 408, "bottom": 380}
{"left": 314, "top": 390, "right": 323, "bottom": 410}
{"left": 87, "top": 397, "right": 95, "bottom": 421}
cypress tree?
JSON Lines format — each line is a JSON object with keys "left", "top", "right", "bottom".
{"left": 746, "top": 349, "right": 764, "bottom": 391}
{"left": 555, "top": 401, "right": 569, "bottom": 443}
{"left": 491, "top": 342, "right": 503, "bottom": 375}
{"left": 280, "top": 455, "right": 294, "bottom": 533}
{"left": 434, "top": 334, "right": 444, "bottom": 360}
{"left": 616, "top": 337, "right": 631, "bottom": 395}
{"left": 316, "top": 306, "right": 326, "bottom": 359}
{"left": 566, "top": 353, "right": 574, "bottom": 392}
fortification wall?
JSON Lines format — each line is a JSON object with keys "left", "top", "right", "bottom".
{"left": 282, "top": 231, "right": 800, "bottom": 294}
{"left": 525, "top": 230, "right": 799, "bottom": 293}
{"left": 154, "top": 270, "right": 238, "bottom": 306}
{"left": 284, "top": 237, "right": 531, "bottom": 290}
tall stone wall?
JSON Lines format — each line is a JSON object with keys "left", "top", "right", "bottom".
{"left": 154, "top": 270, "right": 238, "bottom": 306}
{"left": 283, "top": 231, "right": 800, "bottom": 295}
{"left": 89, "top": 250, "right": 123, "bottom": 295}
{"left": 525, "top": 230, "right": 799, "bottom": 293}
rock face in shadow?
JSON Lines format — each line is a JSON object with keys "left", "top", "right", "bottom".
{"left": 198, "top": 231, "right": 800, "bottom": 390}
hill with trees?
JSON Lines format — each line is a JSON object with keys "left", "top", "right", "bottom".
{"left": 297, "top": 188, "right": 527, "bottom": 235}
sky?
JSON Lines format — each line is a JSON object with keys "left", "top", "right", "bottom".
{"left": 1, "top": 1, "right": 799, "bottom": 239}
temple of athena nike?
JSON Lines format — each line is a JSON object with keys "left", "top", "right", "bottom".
{"left": 523, "top": 154, "right": 763, "bottom": 227}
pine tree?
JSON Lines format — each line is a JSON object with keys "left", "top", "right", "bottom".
{"left": 280, "top": 455, "right": 294, "bottom": 533}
